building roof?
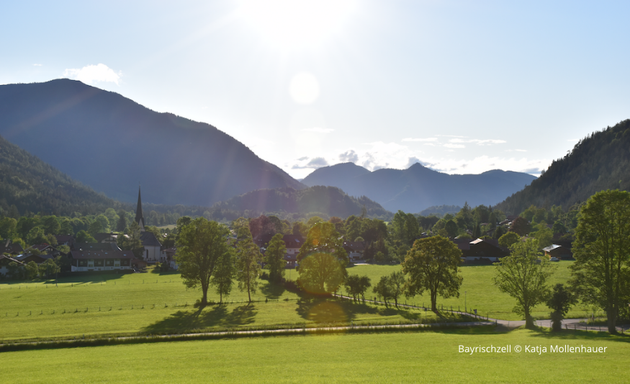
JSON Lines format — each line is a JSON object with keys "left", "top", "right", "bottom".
{"left": 141, "top": 231, "right": 162, "bottom": 247}
{"left": 543, "top": 244, "right": 562, "bottom": 252}
{"left": 135, "top": 186, "right": 145, "bottom": 230}
{"left": 94, "top": 233, "right": 118, "bottom": 243}
{"left": 0, "top": 254, "right": 23, "bottom": 265}
{"left": 55, "top": 235, "right": 75, "bottom": 246}
{"left": 73, "top": 242, "right": 121, "bottom": 251}
{"left": 70, "top": 249, "right": 135, "bottom": 260}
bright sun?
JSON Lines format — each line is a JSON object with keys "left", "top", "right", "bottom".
{"left": 237, "top": 0, "right": 356, "bottom": 50}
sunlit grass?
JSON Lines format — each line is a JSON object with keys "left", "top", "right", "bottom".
{"left": 1, "top": 328, "right": 628, "bottom": 383}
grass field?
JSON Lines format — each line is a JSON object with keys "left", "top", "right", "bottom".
{"left": 0, "top": 269, "right": 461, "bottom": 341}
{"left": 344, "top": 261, "right": 596, "bottom": 320}
{"left": 0, "top": 261, "right": 602, "bottom": 341}
{"left": 1, "top": 328, "right": 628, "bottom": 383}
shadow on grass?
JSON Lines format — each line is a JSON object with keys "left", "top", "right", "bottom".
{"left": 142, "top": 304, "right": 258, "bottom": 334}
{"left": 295, "top": 297, "right": 422, "bottom": 324}
{"left": 260, "top": 281, "right": 286, "bottom": 299}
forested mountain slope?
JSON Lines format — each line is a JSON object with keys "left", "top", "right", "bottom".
{"left": 0, "top": 134, "right": 117, "bottom": 216}
{"left": 210, "top": 186, "right": 392, "bottom": 220}
{"left": 496, "top": 119, "right": 630, "bottom": 214}
{"left": 0, "top": 79, "right": 304, "bottom": 206}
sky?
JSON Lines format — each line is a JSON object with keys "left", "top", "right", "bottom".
{"left": 2, "top": 0, "right": 629, "bottom": 179}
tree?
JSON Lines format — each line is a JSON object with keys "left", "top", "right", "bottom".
{"left": 344, "top": 274, "right": 371, "bottom": 302}
{"left": 117, "top": 222, "right": 144, "bottom": 259}
{"left": 494, "top": 238, "right": 554, "bottom": 328}
{"left": 444, "top": 220, "right": 458, "bottom": 238}
{"left": 76, "top": 230, "right": 97, "bottom": 244}
{"left": 176, "top": 218, "right": 232, "bottom": 307}
{"left": 211, "top": 248, "right": 235, "bottom": 304}
{"left": 116, "top": 211, "right": 128, "bottom": 232}
{"left": 39, "top": 258, "right": 60, "bottom": 279}
{"left": 297, "top": 222, "right": 348, "bottom": 294}
{"left": 388, "top": 271, "right": 405, "bottom": 307}
{"left": 570, "top": 190, "right": 630, "bottom": 333}
{"left": 235, "top": 231, "right": 262, "bottom": 303}
{"left": 25, "top": 261, "right": 39, "bottom": 280}
{"left": 510, "top": 217, "right": 531, "bottom": 236}
{"left": 373, "top": 275, "right": 394, "bottom": 306}
{"left": 265, "top": 233, "right": 286, "bottom": 283}
{"left": 547, "top": 284, "right": 576, "bottom": 332}
{"left": 402, "top": 235, "right": 463, "bottom": 312}
{"left": 498, "top": 232, "right": 520, "bottom": 248}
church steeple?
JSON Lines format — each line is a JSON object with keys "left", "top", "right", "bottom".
{"left": 135, "top": 186, "right": 145, "bottom": 231}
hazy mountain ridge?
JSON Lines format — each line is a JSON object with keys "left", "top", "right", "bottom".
{"left": 302, "top": 162, "right": 536, "bottom": 213}
{"left": 0, "top": 79, "right": 304, "bottom": 206}
{"left": 496, "top": 119, "right": 630, "bottom": 214}
{"left": 210, "top": 185, "right": 392, "bottom": 220}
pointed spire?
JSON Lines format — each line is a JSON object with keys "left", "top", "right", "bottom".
{"left": 135, "top": 186, "right": 145, "bottom": 231}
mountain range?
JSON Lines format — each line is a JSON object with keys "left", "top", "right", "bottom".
{"left": 0, "top": 79, "right": 303, "bottom": 207}
{"left": 302, "top": 162, "right": 536, "bottom": 213}
{"left": 495, "top": 119, "right": 630, "bottom": 215}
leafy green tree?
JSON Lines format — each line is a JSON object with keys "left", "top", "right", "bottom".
{"left": 59, "top": 218, "right": 73, "bottom": 235}
{"left": 444, "top": 220, "right": 458, "bottom": 238}
{"left": 344, "top": 274, "right": 371, "bottom": 302}
{"left": 38, "top": 258, "right": 61, "bottom": 279}
{"left": 373, "top": 275, "right": 394, "bottom": 306}
{"left": 498, "top": 232, "right": 520, "bottom": 248}
{"left": 388, "top": 271, "right": 406, "bottom": 307}
{"left": 16, "top": 217, "right": 39, "bottom": 240}
{"left": 265, "top": 233, "right": 286, "bottom": 283}
{"left": 547, "top": 284, "right": 576, "bottom": 332}
{"left": 235, "top": 231, "right": 262, "bottom": 303}
{"left": 176, "top": 218, "right": 232, "bottom": 307}
{"left": 26, "top": 227, "right": 48, "bottom": 245}
{"left": 0, "top": 217, "right": 17, "bottom": 239}
{"left": 570, "top": 190, "right": 630, "bottom": 333}
{"left": 297, "top": 222, "right": 348, "bottom": 294}
{"left": 41, "top": 216, "right": 60, "bottom": 235}
{"left": 532, "top": 223, "right": 553, "bottom": 249}
{"left": 88, "top": 220, "right": 104, "bottom": 236}
{"left": 292, "top": 221, "right": 308, "bottom": 237}
{"left": 402, "top": 235, "right": 463, "bottom": 312}
{"left": 116, "top": 211, "right": 128, "bottom": 232}
{"left": 25, "top": 261, "right": 39, "bottom": 280}
{"left": 211, "top": 248, "right": 235, "bottom": 304}
{"left": 494, "top": 238, "right": 554, "bottom": 328}
{"left": 510, "top": 217, "right": 531, "bottom": 236}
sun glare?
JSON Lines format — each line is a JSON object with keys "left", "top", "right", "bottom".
{"left": 237, "top": 0, "right": 356, "bottom": 50}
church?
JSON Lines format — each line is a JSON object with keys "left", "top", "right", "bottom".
{"left": 135, "top": 187, "right": 166, "bottom": 264}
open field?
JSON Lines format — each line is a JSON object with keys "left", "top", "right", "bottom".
{"left": 1, "top": 328, "right": 629, "bottom": 383}
{"left": 0, "top": 269, "right": 461, "bottom": 341}
{"left": 0, "top": 261, "right": 604, "bottom": 342}
{"left": 345, "top": 261, "right": 596, "bottom": 320}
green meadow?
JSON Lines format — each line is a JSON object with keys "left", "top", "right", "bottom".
{"left": 1, "top": 328, "right": 628, "bottom": 383}
{"left": 0, "top": 269, "right": 460, "bottom": 341}
{"left": 0, "top": 261, "right": 598, "bottom": 342}
{"left": 344, "top": 261, "right": 594, "bottom": 321}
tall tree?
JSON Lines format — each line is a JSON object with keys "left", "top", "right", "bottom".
{"left": 402, "top": 235, "right": 463, "bottom": 312}
{"left": 265, "top": 233, "right": 286, "bottom": 283}
{"left": 494, "top": 238, "right": 554, "bottom": 328}
{"left": 547, "top": 283, "right": 576, "bottom": 332}
{"left": 235, "top": 231, "right": 262, "bottom": 303}
{"left": 211, "top": 248, "right": 235, "bottom": 304}
{"left": 176, "top": 218, "right": 231, "bottom": 307}
{"left": 344, "top": 274, "right": 371, "bottom": 302}
{"left": 570, "top": 190, "right": 630, "bottom": 333}
{"left": 297, "top": 222, "right": 348, "bottom": 294}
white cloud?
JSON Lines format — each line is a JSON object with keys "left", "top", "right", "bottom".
{"left": 292, "top": 156, "right": 329, "bottom": 169}
{"left": 339, "top": 149, "right": 358, "bottom": 163}
{"left": 444, "top": 143, "right": 466, "bottom": 149}
{"left": 33, "top": 63, "right": 42, "bottom": 67}
{"left": 302, "top": 127, "right": 334, "bottom": 133}
{"left": 63, "top": 63, "right": 121, "bottom": 85}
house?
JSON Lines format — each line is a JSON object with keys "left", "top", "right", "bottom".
{"left": 255, "top": 233, "right": 304, "bottom": 268}
{"left": 69, "top": 249, "right": 136, "bottom": 272}
{"left": 93, "top": 232, "right": 118, "bottom": 244}
{"left": 543, "top": 244, "right": 573, "bottom": 260}
{"left": 55, "top": 235, "right": 75, "bottom": 248}
{"left": 0, "top": 240, "right": 24, "bottom": 256}
{"left": 0, "top": 254, "right": 24, "bottom": 277}
{"left": 457, "top": 238, "right": 510, "bottom": 263}
{"left": 343, "top": 241, "right": 366, "bottom": 262}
